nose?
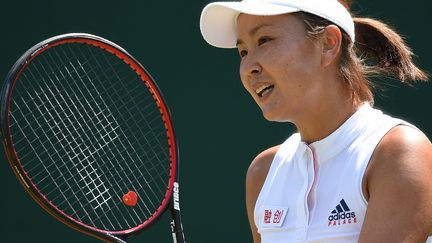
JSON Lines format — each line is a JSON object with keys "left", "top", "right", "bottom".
{"left": 240, "top": 54, "right": 261, "bottom": 80}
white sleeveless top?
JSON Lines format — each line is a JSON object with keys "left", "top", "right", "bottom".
{"left": 254, "top": 103, "right": 431, "bottom": 242}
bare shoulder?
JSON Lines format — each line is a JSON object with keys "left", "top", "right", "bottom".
{"left": 360, "top": 125, "right": 432, "bottom": 242}
{"left": 368, "top": 124, "right": 432, "bottom": 180}
{"left": 367, "top": 124, "right": 432, "bottom": 197}
{"left": 246, "top": 145, "right": 281, "bottom": 189}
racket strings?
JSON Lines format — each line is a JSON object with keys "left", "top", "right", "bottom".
{"left": 85, "top": 45, "right": 171, "bottom": 189}
{"left": 13, "top": 76, "right": 165, "bottom": 229}
{"left": 9, "top": 42, "right": 173, "bottom": 231}
{"left": 30, "top": 45, "right": 162, "bottom": 228}
{"left": 12, "top": 93, "right": 100, "bottom": 226}
{"left": 69, "top": 45, "right": 173, "bottom": 223}
{"left": 14, "top": 92, "right": 160, "bottom": 167}
{"left": 59, "top": 45, "right": 162, "bottom": 224}
{"left": 18, "top": 59, "right": 157, "bottom": 176}
{"left": 77, "top": 45, "right": 171, "bottom": 206}
{"left": 13, "top": 69, "right": 117, "bottom": 230}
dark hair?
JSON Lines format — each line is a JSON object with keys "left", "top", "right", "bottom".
{"left": 293, "top": 1, "right": 428, "bottom": 105}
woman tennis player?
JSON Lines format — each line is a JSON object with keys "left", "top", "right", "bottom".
{"left": 200, "top": 0, "right": 432, "bottom": 242}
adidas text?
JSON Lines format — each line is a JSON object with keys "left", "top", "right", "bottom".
{"left": 328, "top": 212, "right": 356, "bottom": 221}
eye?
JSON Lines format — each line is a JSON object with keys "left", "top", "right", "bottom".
{"left": 258, "top": 36, "right": 273, "bottom": 46}
{"left": 239, "top": 49, "right": 248, "bottom": 58}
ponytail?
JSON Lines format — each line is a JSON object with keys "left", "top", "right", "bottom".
{"left": 354, "top": 17, "right": 428, "bottom": 83}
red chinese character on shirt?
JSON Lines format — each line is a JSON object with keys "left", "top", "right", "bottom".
{"left": 273, "top": 210, "right": 284, "bottom": 224}
{"left": 264, "top": 209, "right": 272, "bottom": 224}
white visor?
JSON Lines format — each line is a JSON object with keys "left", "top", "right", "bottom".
{"left": 200, "top": 0, "right": 355, "bottom": 48}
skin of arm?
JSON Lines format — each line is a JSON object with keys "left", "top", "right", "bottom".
{"left": 360, "top": 125, "right": 432, "bottom": 242}
{"left": 245, "top": 145, "right": 280, "bottom": 243}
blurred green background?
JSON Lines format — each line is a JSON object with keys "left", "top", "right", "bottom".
{"left": 0, "top": 0, "right": 430, "bottom": 242}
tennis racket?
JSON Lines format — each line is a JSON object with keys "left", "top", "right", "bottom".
{"left": 0, "top": 33, "right": 185, "bottom": 243}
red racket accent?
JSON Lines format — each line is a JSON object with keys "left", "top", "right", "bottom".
{"left": 123, "top": 191, "right": 138, "bottom": 207}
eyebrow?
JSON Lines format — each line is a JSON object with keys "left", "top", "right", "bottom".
{"left": 236, "top": 23, "right": 273, "bottom": 46}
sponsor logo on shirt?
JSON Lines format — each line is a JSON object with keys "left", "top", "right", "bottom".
{"left": 261, "top": 206, "right": 289, "bottom": 227}
{"left": 328, "top": 199, "right": 357, "bottom": 226}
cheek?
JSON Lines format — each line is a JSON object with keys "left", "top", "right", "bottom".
{"left": 279, "top": 43, "right": 321, "bottom": 84}
{"left": 274, "top": 54, "right": 322, "bottom": 104}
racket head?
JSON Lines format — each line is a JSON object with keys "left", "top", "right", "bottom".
{"left": 0, "top": 33, "right": 179, "bottom": 241}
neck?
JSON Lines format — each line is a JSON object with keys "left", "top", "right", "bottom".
{"left": 296, "top": 97, "right": 362, "bottom": 144}
{"left": 294, "top": 78, "right": 363, "bottom": 144}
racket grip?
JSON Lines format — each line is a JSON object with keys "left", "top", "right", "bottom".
{"left": 170, "top": 218, "right": 185, "bottom": 243}
{"left": 170, "top": 182, "right": 185, "bottom": 243}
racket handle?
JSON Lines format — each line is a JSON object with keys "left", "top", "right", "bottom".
{"left": 170, "top": 217, "right": 185, "bottom": 243}
{"left": 170, "top": 182, "right": 185, "bottom": 243}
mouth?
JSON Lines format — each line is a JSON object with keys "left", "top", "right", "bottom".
{"left": 255, "top": 84, "right": 274, "bottom": 98}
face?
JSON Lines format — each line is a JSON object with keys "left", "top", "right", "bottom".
{"left": 236, "top": 13, "right": 326, "bottom": 123}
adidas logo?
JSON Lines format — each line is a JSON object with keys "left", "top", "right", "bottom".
{"left": 328, "top": 199, "right": 357, "bottom": 227}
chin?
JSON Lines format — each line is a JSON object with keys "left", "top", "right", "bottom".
{"left": 261, "top": 110, "right": 290, "bottom": 123}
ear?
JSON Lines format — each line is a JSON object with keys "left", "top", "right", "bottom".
{"left": 320, "top": 25, "right": 342, "bottom": 67}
